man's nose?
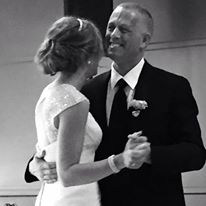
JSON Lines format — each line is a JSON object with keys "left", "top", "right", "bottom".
{"left": 110, "top": 27, "right": 121, "bottom": 39}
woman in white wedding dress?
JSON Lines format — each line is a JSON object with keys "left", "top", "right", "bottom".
{"left": 33, "top": 16, "right": 140, "bottom": 206}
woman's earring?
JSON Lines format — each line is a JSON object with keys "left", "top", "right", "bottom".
{"left": 88, "top": 60, "right": 92, "bottom": 65}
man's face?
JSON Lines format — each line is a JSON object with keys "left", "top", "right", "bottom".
{"left": 105, "top": 7, "right": 147, "bottom": 64}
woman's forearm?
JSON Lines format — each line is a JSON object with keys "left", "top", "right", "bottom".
{"left": 58, "top": 153, "right": 125, "bottom": 187}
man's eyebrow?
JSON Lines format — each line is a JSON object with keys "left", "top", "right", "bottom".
{"left": 118, "top": 24, "right": 131, "bottom": 29}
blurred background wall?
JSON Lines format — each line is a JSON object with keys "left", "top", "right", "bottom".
{"left": 0, "top": 0, "right": 63, "bottom": 205}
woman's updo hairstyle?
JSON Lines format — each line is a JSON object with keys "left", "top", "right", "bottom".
{"left": 34, "top": 16, "right": 103, "bottom": 76}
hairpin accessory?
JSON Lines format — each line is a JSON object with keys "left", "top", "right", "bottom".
{"left": 77, "top": 18, "right": 83, "bottom": 31}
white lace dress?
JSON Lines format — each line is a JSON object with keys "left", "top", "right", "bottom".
{"left": 34, "top": 82, "right": 102, "bottom": 206}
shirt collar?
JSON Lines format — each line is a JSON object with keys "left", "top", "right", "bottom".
{"left": 110, "top": 58, "right": 145, "bottom": 89}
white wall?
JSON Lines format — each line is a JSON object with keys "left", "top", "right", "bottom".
{"left": 114, "top": 0, "right": 206, "bottom": 43}
{"left": 0, "top": 0, "right": 63, "bottom": 197}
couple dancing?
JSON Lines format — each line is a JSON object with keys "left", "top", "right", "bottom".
{"left": 25, "top": 2, "right": 206, "bottom": 206}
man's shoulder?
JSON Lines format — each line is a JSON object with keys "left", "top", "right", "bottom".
{"left": 86, "top": 71, "right": 110, "bottom": 87}
{"left": 147, "top": 62, "right": 188, "bottom": 84}
{"left": 81, "top": 71, "right": 110, "bottom": 95}
{"left": 93, "top": 71, "right": 111, "bottom": 81}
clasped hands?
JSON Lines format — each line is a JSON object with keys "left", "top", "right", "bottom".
{"left": 123, "top": 131, "right": 151, "bottom": 169}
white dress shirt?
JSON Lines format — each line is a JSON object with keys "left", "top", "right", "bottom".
{"left": 106, "top": 58, "right": 145, "bottom": 124}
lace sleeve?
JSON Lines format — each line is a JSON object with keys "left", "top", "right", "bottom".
{"left": 49, "top": 84, "right": 89, "bottom": 126}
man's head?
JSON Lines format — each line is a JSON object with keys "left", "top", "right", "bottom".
{"left": 105, "top": 2, "right": 153, "bottom": 72}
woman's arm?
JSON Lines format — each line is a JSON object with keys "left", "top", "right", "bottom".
{"left": 57, "top": 100, "right": 125, "bottom": 187}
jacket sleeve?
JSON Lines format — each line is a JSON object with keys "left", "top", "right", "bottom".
{"left": 151, "top": 77, "right": 206, "bottom": 175}
{"left": 24, "top": 156, "right": 39, "bottom": 183}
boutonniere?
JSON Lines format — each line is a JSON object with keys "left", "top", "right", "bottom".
{"left": 128, "top": 100, "right": 148, "bottom": 117}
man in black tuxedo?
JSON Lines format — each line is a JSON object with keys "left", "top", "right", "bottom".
{"left": 25, "top": 2, "right": 206, "bottom": 206}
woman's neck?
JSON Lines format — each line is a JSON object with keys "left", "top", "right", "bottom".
{"left": 55, "top": 68, "right": 87, "bottom": 91}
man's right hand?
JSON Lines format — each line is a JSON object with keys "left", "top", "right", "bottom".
{"left": 29, "top": 151, "right": 57, "bottom": 184}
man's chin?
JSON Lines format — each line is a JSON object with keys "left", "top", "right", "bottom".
{"left": 106, "top": 50, "right": 121, "bottom": 60}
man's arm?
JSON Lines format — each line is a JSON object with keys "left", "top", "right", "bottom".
{"left": 24, "top": 156, "right": 39, "bottom": 183}
{"left": 151, "top": 77, "right": 206, "bottom": 175}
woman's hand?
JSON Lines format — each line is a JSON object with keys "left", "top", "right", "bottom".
{"left": 125, "top": 131, "right": 147, "bottom": 150}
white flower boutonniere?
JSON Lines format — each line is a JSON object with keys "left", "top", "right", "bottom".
{"left": 128, "top": 100, "right": 148, "bottom": 117}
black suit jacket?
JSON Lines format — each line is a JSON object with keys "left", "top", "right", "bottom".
{"left": 25, "top": 61, "right": 205, "bottom": 206}
{"left": 81, "top": 61, "right": 206, "bottom": 206}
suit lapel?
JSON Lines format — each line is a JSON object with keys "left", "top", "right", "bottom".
{"left": 128, "top": 61, "right": 154, "bottom": 133}
{"left": 133, "top": 61, "right": 153, "bottom": 101}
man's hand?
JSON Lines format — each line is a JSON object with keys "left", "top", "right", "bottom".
{"left": 29, "top": 151, "right": 57, "bottom": 184}
{"left": 123, "top": 131, "right": 151, "bottom": 169}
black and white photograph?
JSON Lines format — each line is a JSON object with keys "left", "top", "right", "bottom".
{"left": 0, "top": 0, "right": 206, "bottom": 205}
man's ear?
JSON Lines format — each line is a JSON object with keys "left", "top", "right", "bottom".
{"left": 141, "top": 33, "right": 151, "bottom": 49}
